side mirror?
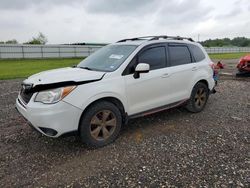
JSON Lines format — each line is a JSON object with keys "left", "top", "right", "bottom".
{"left": 134, "top": 63, "right": 150, "bottom": 79}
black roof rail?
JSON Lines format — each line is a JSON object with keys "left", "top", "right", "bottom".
{"left": 149, "top": 35, "right": 194, "bottom": 42}
{"left": 116, "top": 36, "right": 156, "bottom": 43}
{"left": 117, "top": 35, "right": 194, "bottom": 43}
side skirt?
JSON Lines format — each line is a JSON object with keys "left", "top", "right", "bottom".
{"left": 128, "top": 99, "right": 188, "bottom": 120}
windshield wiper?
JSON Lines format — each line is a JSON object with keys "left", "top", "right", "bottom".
{"left": 78, "top": 66, "right": 94, "bottom": 71}
{"left": 77, "top": 66, "right": 107, "bottom": 72}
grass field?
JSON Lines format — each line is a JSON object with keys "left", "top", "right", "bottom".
{"left": 0, "top": 58, "right": 83, "bottom": 80}
{"left": 0, "top": 52, "right": 249, "bottom": 80}
{"left": 209, "top": 52, "right": 249, "bottom": 59}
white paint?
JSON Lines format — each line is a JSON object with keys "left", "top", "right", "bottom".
{"left": 16, "top": 39, "right": 215, "bottom": 138}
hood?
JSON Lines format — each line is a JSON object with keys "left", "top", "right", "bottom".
{"left": 22, "top": 67, "right": 105, "bottom": 92}
{"left": 242, "top": 55, "right": 250, "bottom": 61}
{"left": 238, "top": 55, "right": 250, "bottom": 66}
{"left": 24, "top": 67, "right": 105, "bottom": 86}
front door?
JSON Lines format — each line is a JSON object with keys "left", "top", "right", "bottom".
{"left": 124, "top": 45, "right": 171, "bottom": 115}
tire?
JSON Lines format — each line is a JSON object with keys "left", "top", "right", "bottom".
{"left": 79, "top": 101, "right": 122, "bottom": 148}
{"left": 185, "top": 82, "right": 209, "bottom": 113}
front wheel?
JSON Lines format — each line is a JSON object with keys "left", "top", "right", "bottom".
{"left": 79, "top": 101, "right": 122, "bottom": 148}
{"left": 185, "top": 82, "right": 209, "bottom": 113}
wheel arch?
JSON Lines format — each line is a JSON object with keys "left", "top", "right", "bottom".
{"left": 196, "top": 79, "right": 209, "bottom": 88}
{"left": 78, "top": 96, "right": 127, "bottom": 132}
{"left": 188, "top": 78, "right": 210, "bottom": 98}
{"left": 192, "top": 78, "right": 209, "bottom": 90}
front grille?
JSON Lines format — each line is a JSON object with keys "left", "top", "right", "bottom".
{"left": 20, "top": 87, "right": 33, "bottom": 104}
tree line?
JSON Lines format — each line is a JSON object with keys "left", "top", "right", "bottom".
{"left": 0, "top": 32, "right": 48, "bottom": 45}
{"left": 200, "top": 37, "right": 250, "bottom": 47}
{"left": 1, "top": 34, "right": 250, "bottom": 47}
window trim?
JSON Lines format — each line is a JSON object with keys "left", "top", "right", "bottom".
{"left": 122, "top": 43, "right": 168, "bottom": 76}
{"left": 167, "top": 43, "right": 194, "bottom": 67}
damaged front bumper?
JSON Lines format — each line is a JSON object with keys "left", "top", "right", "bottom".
{"left": 15, "top": 95, "right": 83, "bottom": 137}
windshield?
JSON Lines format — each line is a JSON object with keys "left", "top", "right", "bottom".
{"left": 77, "top": 45, "right": 137, "bottom": 72}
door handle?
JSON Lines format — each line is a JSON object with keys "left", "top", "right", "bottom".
{"left": 161, "top": 73, "right": 169, "bottom": 78}
{"left": 192, "top": 67, "right": 198, "bottom": 71}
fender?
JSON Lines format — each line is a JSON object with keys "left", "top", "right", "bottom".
{"left": 80, "top": 92, "right": 128, "bottom": 113}
{"left": 189, "top": 75, "right": 210, "bottom": 94}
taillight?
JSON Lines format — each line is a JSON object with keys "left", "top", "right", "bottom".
{"left": 209, "top": 62, "right": 215, "bottom": 70}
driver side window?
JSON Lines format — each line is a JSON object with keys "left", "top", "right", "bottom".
{"left": 138, "top": 46, "right": 166, "bottom": 70}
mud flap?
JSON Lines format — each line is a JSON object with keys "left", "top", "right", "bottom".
{"left": 210, "top": 88, "right": 217, "bottom": 94}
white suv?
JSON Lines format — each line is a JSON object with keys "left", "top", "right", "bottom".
{"left": 16, "top": 36, "right": 215, "bottom": 147}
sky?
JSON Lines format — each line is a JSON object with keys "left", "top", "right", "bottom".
{"left": 0, "top": 0, "right": 249, "bottom": 44}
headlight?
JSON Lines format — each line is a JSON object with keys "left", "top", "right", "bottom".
{"left": 34, "top": 86, "right": 76, "bottom": 104}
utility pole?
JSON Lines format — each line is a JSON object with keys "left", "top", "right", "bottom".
{"left": 198, "top": 34, "right": 200, "bottom": 42}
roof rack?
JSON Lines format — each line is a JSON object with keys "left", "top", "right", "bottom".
{"left": 117, "top": 36, "right": 156, "bottom": 43}
{"left": 117, "top": 35, "right": 194, "bottom": 43}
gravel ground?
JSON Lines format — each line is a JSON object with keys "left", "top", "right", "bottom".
{"left": 0, "top": 76, "right": 250, "bottom": 187}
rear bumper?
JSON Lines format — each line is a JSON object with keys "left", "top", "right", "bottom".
{"left": 16, "top": 96, "right": 83, "bottom": 137}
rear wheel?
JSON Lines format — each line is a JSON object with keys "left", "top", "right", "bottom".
{"left": 79, "top": 101, "right": 122, "bottom": 148}
{"left": 185, "top": 82, "right": 209, "bottom": 113}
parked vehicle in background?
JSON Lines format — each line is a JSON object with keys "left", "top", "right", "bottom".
{"left": 16, "top": 35, "right": 215, "bottom": 147}
{"left": 237, "top": 54, "right": 250, "bottom": 73}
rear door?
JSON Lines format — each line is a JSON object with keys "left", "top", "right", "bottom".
{"left": 166, "top": 43, "right": 195, "bottom": 103}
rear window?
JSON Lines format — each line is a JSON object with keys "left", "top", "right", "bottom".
{"left": 169, "top": 45, "right": 192, "bottom": 66}
{"left": 189, "top": 44, "right": 206, "bottom": 62}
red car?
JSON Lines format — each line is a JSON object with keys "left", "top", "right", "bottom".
{"left": 237, "top": 55, "right": 250, "bottom": 73}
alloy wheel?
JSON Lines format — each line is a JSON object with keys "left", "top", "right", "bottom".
{"left": 90, "top": 110, "right": 117, "bottom": 141}
{"left": 194, "top": 88, "right": 207, "bottom": 108}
